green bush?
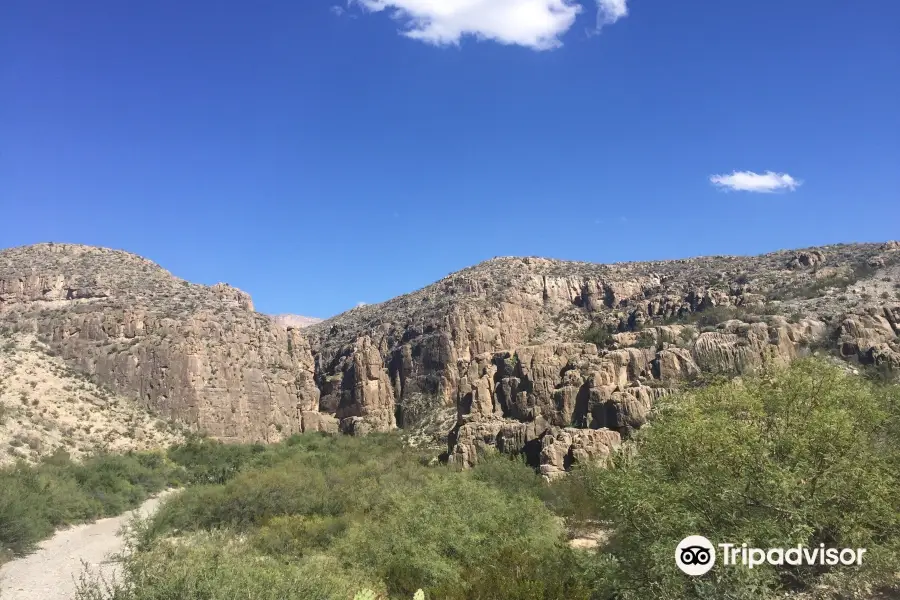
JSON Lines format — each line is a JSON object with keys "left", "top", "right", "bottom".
{"left": 427, "top": 543, "right": 597, "bottom": 600}
{"left": 469, "top": 452, "right": 546, "bottom": 498}
{"left": 80, "top": 433, "right": 584, "bottom": 600}
{"left": 335, "top": 474, "right": 569, "bottom": 597}
{"left": 75, "top": 531, "right": 377, "bottom": 600}
{"left": 252, "top": 514, "right": 349, "bottom": 558}
{"left": 582, "top": 323, "right": 615, "bottom": 347}
{"left": 167, "top": 436, "right": 267, "bottom": 484}
{"left": 579, "top": 359, "right": 900, "bottom": 599}
{"left": 152, "top": 434, "right": 430, "bottom": 535}
{"left": 0, "top": 450, "right": 176, "bottom": 560}
{"left": 72, "top": 370, "right": 900, "bottom": 599}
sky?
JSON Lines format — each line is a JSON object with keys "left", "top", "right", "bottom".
{"left": 2, "top": 1, "right": 899, "bottom": 318}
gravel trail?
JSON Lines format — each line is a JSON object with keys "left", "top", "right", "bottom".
{"left": 0, "top": 491, "right": 174, "bottom": 600}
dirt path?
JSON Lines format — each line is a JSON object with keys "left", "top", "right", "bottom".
{"left": 0, "top": 490, "right": 175, "bottom": 600}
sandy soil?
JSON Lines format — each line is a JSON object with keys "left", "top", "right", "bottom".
{"left": 0, "top": 491, "right": 175, "bottom": 600}
{"left": 0, "top": 333, "right": 183, "bottom": 466}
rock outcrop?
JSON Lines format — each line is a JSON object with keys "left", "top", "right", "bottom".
{"left": 304, "top": 242, "right": 900, "bottom": 474}
{"left": 3, "top": 240, "right": 899, "bottom": 470}
{"left": 0, "top": 244, "right": 320, "bottom": 443}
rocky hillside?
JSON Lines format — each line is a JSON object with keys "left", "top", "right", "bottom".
{"left": 304, "top": 241, "right": 900, "bottom": 476}
{"left": 0, "top": 331, "right": 184, "bottom": 465}
{"left": 2, "top": 241, "right": 899, "bottom": 473}
{"left": 0, "top": 243, "right": 320, "bottom": 444}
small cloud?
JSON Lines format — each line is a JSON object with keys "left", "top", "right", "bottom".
{"left": 350, "top": 0, "right": 627, "bottom": 50}
{"left": 595, "top": 0, "right": 628, "bottom": 29}
{"left": 709, "top": 170, "right": 802, "bottom": 193}
{"left": 331, "top": 5, "right": 346, "bottom": 16}
{"left": 356, "top": 301, "right": 368, "bottom": 307}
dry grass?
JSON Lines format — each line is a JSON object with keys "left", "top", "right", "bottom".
{"left": 0, "top": 332, "right": 184, "bottom": 466}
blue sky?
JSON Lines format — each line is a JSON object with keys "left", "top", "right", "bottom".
{"left": 2, "top": 1, "right": 898, "bottom": 318}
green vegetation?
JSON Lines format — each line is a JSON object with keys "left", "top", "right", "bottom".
{"left": 0, "top": 450, "right": 178, "bottom": 562}
{"left": 582, "top": 322, "right": 615, "bottom": 347}
{"left": 769, "top": 260, "right": 882, "bottom": 301}
{"left": 4, "top": 359, "right": 896, "bottom": 599}
{"left": 76, "top": 436, "right": 591, "bottom": 600}
{"left": 572, "top": 359, "right": 900, "bottom": 599}
{"left": 678, "top": 305, "right": 752, "bottom": 327}
{"left": 634, "top": 331, "right": 657, "bottom": 349}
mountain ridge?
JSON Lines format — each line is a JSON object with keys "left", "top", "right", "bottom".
{"left": 2, "top": 240, "right": 899, "bottom": 474}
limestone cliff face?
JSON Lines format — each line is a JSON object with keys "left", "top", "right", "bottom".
{"left": 0, "top": 243, "right": 319, "bottom": 443}
{"left": 306, "top": 242, "right": 900, "bottom": 473}
{"left": 3, "top": 241, "right": 899, "bottom": 467}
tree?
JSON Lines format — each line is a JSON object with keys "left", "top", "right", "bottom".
{"left": 579, "top": 359, "right": 900, "bottom": 599}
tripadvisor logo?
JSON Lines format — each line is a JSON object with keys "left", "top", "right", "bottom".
{"left": 675, "top": 536, "right": 867, "bottom": 576}
{"left": 676, "top": 536, "right": 717, "bottom": 576}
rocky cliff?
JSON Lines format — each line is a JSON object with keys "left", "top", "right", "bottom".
{"left": 0, "top": 243, "right": 320, "bottom": 443}
{"left": 3, "top": 241, "right": 899, "bottom": 468}
{"left": 304, "top": 242, "right": 900, "bottom": 474}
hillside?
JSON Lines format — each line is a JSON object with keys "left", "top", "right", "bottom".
{"left": 2, "top": 241, "right": 899, "bottom": 475}
{"left": 0, "top": 331, "right": 183, "bottom": 465}
{"left": 0, "top": 243, "right": 320, "bottom": 444}
{"left": 304, "top": 241, "right": 900, "bottom": 474}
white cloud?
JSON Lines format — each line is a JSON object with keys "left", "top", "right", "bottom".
{"left": 709, "top": 171, "right": 802, "bottom": 193}
{"left": 595, "top": 0, "right": 627, "bottom": 28}
{"left": 350, "top": 0, "right": 628, "bottom": 50}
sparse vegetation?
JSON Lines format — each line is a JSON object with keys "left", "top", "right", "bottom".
{"left": 582, "top": 322, "right": 615, "bottom": 347}
{"left": 634, "top": 331, "right": 656, "bottom": 349}
{"left": 769, "top": 260, "right": 884, "bottom": 301}
{"left": 396, "top": 392, "right": 444, "bottom": 429}
{"left": 667, "top": 304, "right": 750, "bottom": 328}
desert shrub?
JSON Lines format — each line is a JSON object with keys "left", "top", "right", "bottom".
{"left": 75, "top": 531, "right": 377, "bottom": 600}
{"left": 690, "top": 305, "right": 745, "bottom": 327}
{"left": 0, "top": 450, "right": 175, "bottom": 560}
{"left": 579, "top": 359, "right": 900, "bottom": 599}
{"left": 167, "top": 436, "right": 267, "bottom": 484}
{"left": 678, "top": 325, "right": 696, "bottom": 346}
{"left": 79, "top": 434, "right": 581, "bottom": 600}
{"left": 469, "top": 452, "right": 546, "bottom": 499}
{"left": 151, "top": 433, "right": 430, "bottom": 535}
{"left": 251, "top": 514, "right": 349, "bottom": 558}
{"left": 663, "top": 305, "right": 752, "bottom": 328}
{"left": 634, "top": 331, "right": 657, "bottom": 349}
{"left": 427, "top": 543, "right": 597, "bottom": 600}
{"left": 73, "top": 453, "right": 175, "bottom": 515}
{"left": 335, "top": 474, "right": 569, "bottom": 597}
{"left": 582, "top": 323, "right": 615, "bottom": 347}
